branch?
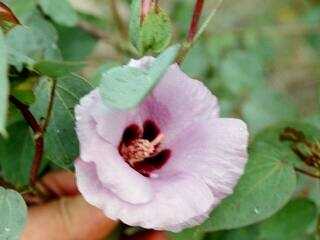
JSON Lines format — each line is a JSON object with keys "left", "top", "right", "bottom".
{"left": 294, "top": 167, "right": 320, "bottom": 179}
{"left": 187, "top": 0, "right": 205, "bottom": 43}
{"left": 9, "top": 95, "right": 44, "bottom": 186}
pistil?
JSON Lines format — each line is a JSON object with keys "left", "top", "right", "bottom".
{"left": 120, "top": 133, "right": 164, "bottom": 166}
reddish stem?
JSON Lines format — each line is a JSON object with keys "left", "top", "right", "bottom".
{"left": 9, "top": 95, "right": 44, "bottom": 186}
{"left": 187, "top": 0, "right": 205, "bottom": 42}
{"left": 141, "top": 0, "right": 152, "bottom": 23}
{"left": 9, "top": 95, "right": 42, "bottom": 133}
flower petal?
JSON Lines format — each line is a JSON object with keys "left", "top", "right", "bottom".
{"left": 162, "top": 118, "right": 248, "bottom": 202}
{"left": 75, "top": 159, "right": 215, "bottom": 232}
{"left": 129, "top": 57, "right": 219, "bottom": 144}
{"left": 75, "top": 92, "right": 152, "bottom": 204}
{"left": 76, "top": 89, "right": 142, "bottom": 146}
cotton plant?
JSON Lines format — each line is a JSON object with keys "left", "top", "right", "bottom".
{"left": 0, "top": 0, "right": 319, "bottom": 240}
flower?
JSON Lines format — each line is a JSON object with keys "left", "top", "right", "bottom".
{"left": 75, "top": 57, "right": 248, "bottom": 232}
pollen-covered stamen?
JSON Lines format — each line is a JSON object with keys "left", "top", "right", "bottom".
{"left": 121, "top": 134, "right": 164, "bottom": 166}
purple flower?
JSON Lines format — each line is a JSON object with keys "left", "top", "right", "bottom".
{"left": 75, "top": 57, "right": 248, "bottom": 232}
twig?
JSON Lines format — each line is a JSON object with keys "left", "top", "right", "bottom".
{"left": 9, "top": 95, "right": 44, "bottom": 186}
{"left": 294, "top": 167, "right": 320, "bottom": 179}
{"left": 187, "top": 0, "right": 205, "bottom": 43}
{"left": 110, "top": 0, "right": 128, "bottom": 39}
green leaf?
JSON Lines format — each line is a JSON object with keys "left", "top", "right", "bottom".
{"left": 5, "top": 11, "right": 61, "bottom": 70}
{"left": 0, "top": 188, "right": 27, "bottom": 240}
{"left": 0, "top": 122, "right": 33, "bottom": 187}
{"left": 242, "top": 88, "right": 299, "bottom": 135}
{"left": 168, "top": 227, "right": 205, "bottom": 240}
{"left": 148, "top": 44, "right": 180, "bottom": 80}
{"left": 205, "top": 226, "right": 259, "bottom": 240}
{"left": 38, "top": 0, "right": 78, "bottom": 27}
{"left": 258, "top": 199, "right": 318, "bottom": 240}
{"left": 1, "top": 0, "right": 36, "bottom": 20}
{"left": 31, "top": 75, "right": 92, "bottom": 168}
{"left": 203, "top": 125, "right": 298, "bottom": 231}
{"left": 34, "top": 60, "right": 85, "bottom": 78}
{"left": 0, "top": 29, "right": 8, "bottom": 136}
{"left": 100, "top": 66, "right": 151, "bottom": 109}
{"left": 100, "top": 44, "right": 180, "bottom": 109}
{"left": 90, "top": 61, "right": 120, "bottom": 87}
{"left": 55, "top": 24, "right": 97, "bottom": 61}
{"left": 139, "top": 8, "right": 172, "bottom": 54}
{"left": 129, "top": 0, "right": 141, "bottom": 49}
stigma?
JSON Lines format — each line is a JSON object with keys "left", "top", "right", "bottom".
{"left": 120, "top": 134, "right": 164, "bottom": 166}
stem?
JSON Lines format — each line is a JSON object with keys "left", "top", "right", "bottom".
{"left": 110, "top": 0, "right": 128, "bottom": 39}
{"left": 187, "top": 0, "right": 205, "bottom": 43}
{"left": 43, "top": 79, "right": 57, "bottom": 131}
{"left": 9, "top": 96, "right": 42, "bottom": 133}
{"left": 9, "top": 95, "right": 44, "bottom": 186}
{"left": 177, "top": 0, "right": 223, "bottom": 65}
{"left": 294, "top": 167, "right": 320, "bottom": 179}
{"left": 30, "top": 136, "right": 44, "bottom": 186}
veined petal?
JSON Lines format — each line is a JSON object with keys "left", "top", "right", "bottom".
{"left": 162, "top": 118, "right": 248, "bottom": 201}
{"left": 129, "top": 57, "right": 219, "bottom": 145}
{"left": 75, "top": 92, "right": 152, "bottom": 204}
{"left": 76, "top": 159, "right": 215, "bottom": 232}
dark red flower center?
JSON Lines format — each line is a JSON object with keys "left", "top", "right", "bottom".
{"left": 119, "top": 120, "right": 171, "bottom": 177}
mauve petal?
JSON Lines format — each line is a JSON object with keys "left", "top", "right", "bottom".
{"left": 165, "top": 118, "right": 248, "bottom": 201}
{"left": 161, "top": 118, "right": 248, "bottom": 201}
{"left": 129, "top": 57, "right": 220, "bottom": 144}
{"left": 75, "top": 159, "right": 122, "bottom": 220}
{"left": 75, "top": 93, "right": 153, "bottom": 204}
{"left": 76, "top": 160, "right": 215, "bottom": 232}
{"left": 76, "top": 89, "right": 141, "bottom": 146}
